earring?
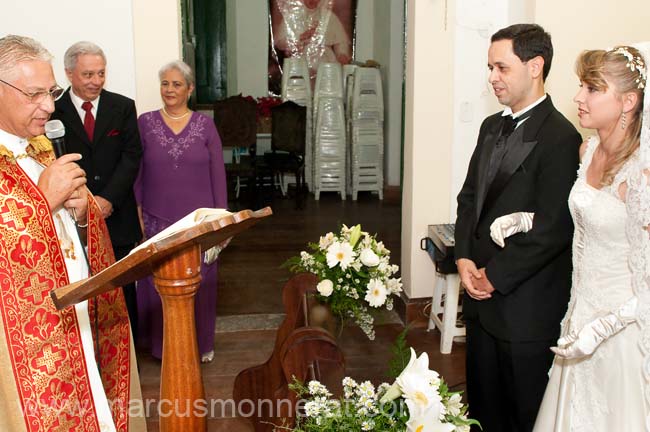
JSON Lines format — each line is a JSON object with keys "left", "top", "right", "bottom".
{"left": 621, "top": 112, "right": 627, "bottom": 130}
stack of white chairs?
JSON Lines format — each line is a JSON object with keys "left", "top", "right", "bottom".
{"left": 349, "top": 67, "right": 384, "bottom": 200}
{"left": 281, "top": 57, "right": 313, "bottom": 191}
{"left": 342, "top": 64, "right": 358, "bottom": 195}
{"left": 313, "top": 62, "right": 346, "bottom": 200}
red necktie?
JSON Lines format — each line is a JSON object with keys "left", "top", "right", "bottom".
{"left": 82, "top": 101, "right": 95, "bottom": 141}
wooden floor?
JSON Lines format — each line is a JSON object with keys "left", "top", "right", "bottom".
{"left": 136, "top": 190, "right": 467, "bottom": 431}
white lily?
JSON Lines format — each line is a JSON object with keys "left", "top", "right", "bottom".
{"left": 405, "top": 402, "right": 455, "bottom": 432}
{"left": 380, "top": 348, "right": 441, "bottom": 404}
{"left": 387, "top": 277, "right": 403, "bottom": 294}
{"left": 319, "top": 232, "right": 335, "bottom": 250}
{"left": 446, "top": 393, "right": 463, "bottom": 417}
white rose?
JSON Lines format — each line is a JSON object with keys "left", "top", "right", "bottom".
{"left": 317, "top": 279, "right": 334, "bottom": 297}
{"left": 360, "top": 248, "right": 380, "bottom": 267}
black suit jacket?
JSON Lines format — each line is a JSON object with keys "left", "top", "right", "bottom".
{"left": 53, "top": 88, "right": 143, "bottom": 247}
{"left": 455, "top": 96, "right": 581, "bottom": 342}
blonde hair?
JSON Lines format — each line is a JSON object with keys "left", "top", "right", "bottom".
{"left": 576, "top": 46, "right": 645, "bottom": 186}
{"left": 0, "top": 35, "right": 52, "bottom": 80}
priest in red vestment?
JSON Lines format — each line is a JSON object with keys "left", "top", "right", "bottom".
{"left": 0, "top": 35, "right": 146, "bottom": 431}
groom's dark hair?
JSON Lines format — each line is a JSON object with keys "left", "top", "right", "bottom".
{"left": 492, "top": 23, "right": 553, "bottom": 82}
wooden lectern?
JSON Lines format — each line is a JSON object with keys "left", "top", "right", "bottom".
{"left": 50, "top": 207, "right": 272, "bottom": 432}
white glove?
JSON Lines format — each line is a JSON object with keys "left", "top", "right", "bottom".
{"left": 203, "top": 245, "right": 222, "bottom": 265}
{"left": 551, "top": 297, "right": 638, "bottom": 359}
{"left": 489, "top": 212, "right": 534, "bottom": 247}
{"left": 203, "top": 237, "right": 233, "bottom": 265}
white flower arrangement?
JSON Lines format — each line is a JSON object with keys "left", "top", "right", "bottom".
{"left": 283, "top": 348, "right": 478, "bottom": 432}
{"left": 286, "top": 224, "right": 402, "bottom": 339}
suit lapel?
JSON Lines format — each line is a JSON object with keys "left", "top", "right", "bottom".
{"left": 94, "top": 90, "right": 113, "bottom": 143}
{"left": 475, "top": 118, "right": 503, "bottom": 222}
{"left": 58, "top": 90, "right": 92, "bottom": 147}
{"left": 482, "top": 128, "right": 536, "bottom": 211}
{"left": 479, "top": 96, "right": 555, "bottom": 219}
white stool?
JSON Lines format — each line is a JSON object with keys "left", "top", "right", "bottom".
{"left": 427, "top": 272, "right": 465, "bottom": 354}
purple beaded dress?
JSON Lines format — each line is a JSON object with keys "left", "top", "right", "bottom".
{"left": 134, "top": 110, "right": 227, "bottom": 359}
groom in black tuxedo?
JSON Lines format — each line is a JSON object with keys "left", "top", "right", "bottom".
{"left": 455, "top": 24, "right": 581, "bottom": 432}
{"left": 52, "top": 41, "right": 142, "bottom": 339}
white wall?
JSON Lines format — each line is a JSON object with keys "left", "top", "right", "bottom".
{"left": 536, "top": 0, "right": 650, "bottom": 135}
{"left": 226, "top": 0, "right": 239, "bottom": 96}
{"left": 228, "top": 0, "right": 269, "bottom": 97}
{"left": 401, "top": 0, "right": 454, "bottom": 299}
{"left": 355, "top": 0, "right": 374, "bottom": 63}
{"left": 132, "top": 0, "right": 182, "bottom": 114}
{"left": 1, "top": 0, "right": 137, "bottom": 101}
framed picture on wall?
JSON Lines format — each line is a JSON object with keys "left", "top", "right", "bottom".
{"left": 268, "top": 0, "right": 357, "bottom": 95}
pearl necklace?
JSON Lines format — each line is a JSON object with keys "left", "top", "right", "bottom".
{"left": 162, "top": 107, "right": 191, "bottom": 120}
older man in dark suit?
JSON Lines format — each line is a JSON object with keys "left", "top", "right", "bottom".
{"left": 53, "top": 41, "right": 142, "bottom": 339}
{"left": 455, "top": 24, "right": 581, "bottom": 432}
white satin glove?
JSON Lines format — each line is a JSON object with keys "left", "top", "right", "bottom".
{"left": 489, "top": 212, "right": 535, "bottom": 247}
{"left": 203, "top": 245, "right": 222, "bottom": 265}
{"left": 203, "top": 237, "right": 232, "bottom": 265}
{"left": 551, "top": 297, "right": 638, "bottom": 359}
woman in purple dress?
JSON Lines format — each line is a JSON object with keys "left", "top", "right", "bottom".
{"left": 134, "top": 60, "right": 227, "bottom": 363}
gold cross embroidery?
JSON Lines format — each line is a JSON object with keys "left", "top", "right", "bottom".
{"left": 34, "top": 344, "right": 64, "bottom": 375}
{"left": 23, "top": 274, "right": 49, "bottom": 304}
{"left": 54, "top": 414, "right": 79, "bottom": 430}
{"left": 1, "top": 200, "right": 30, "bottom": 230}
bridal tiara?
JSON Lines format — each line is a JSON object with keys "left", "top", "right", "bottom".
{"left": 609, "top": 46, "right": 647, "bottom": 90}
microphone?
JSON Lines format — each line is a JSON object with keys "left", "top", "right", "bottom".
{"left": 44, "top": 120, "right": 67, "bottom": 158}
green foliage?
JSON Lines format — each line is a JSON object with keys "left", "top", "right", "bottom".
{"left": 387, "top": 325, "right": 411, "bottom": 379}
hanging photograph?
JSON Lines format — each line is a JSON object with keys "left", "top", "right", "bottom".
{"left": 268, "top": 0, "right": 357, "bottom": 95}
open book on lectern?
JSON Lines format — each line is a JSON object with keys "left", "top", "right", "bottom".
{"left": 131, "top": 208, "right": 232, "bottom": 264}
{"left": 50, "top": 207, "right": 272, "bottom": 309}
{"left": 131, "top": 208, "right": 232, "bottom": 259}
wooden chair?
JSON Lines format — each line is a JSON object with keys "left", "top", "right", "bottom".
{"left": 265, "top": 101, "right": 307, "bottom": 208}
{"left": 213, "top": 95, "right": 271, "bottom": 206}
{"left": 233, "top": 273, "right": 345, "bottom": 431}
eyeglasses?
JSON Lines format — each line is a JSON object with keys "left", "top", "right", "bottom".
{"left": 0, "top": 79, "right": 64, "bottom": 104}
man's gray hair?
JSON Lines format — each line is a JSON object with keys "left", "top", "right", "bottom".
{"left": 64, "top": 41, "right": 106, "bottom": 70}
{"left": 159, "top": 60, "right": 195, "bottom": 87}
{"left": 0, "top": 35, "right": 53, "bottom": 79}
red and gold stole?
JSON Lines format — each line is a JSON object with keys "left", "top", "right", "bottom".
{"left": 0, "top": 136, "right": 132, "bottom": 431}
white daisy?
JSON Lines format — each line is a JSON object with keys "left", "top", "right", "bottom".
{"left": 365, "top": 279, "right": 387, "bottom": 307}
{"left": 326, "top": 241, "right": 356, "bottom": 270}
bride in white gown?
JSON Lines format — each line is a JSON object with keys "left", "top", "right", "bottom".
{"left": 491, "top": 43, "right": 650, "bottom": 431}
{"left": 532, "top": 45, "right": 650, "bottom": 431}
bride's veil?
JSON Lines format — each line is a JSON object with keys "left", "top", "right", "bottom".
{"left": 629, "top": 41, "right": 650, "bottom": 429}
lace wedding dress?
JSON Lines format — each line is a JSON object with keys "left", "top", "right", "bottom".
{"left": 534, "top": 136, "right": 648, "bottom": 431}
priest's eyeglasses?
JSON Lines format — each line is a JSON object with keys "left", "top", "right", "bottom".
{"left": 0, "top": 79, "right": 64, "bottom": 104}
